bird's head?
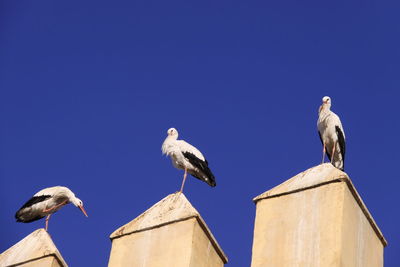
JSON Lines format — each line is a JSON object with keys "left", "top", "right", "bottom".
{"left": 322, "top": 96, "right": 331, "bottom": 105}
{"left": 167, "top": 128, "right": 179, "bottom": 138}
{"left": 71, "top": 197, "right": 88, "bottom": 217}
{"left": 319, "top": 96, "right": 331, "bottom": 113}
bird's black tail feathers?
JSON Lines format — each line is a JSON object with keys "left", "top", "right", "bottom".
{"left": 182, "top": 152, "right": 216, "bottom": 187}
{"left": 15, "top": 210, "right": 45, "bottom": 223}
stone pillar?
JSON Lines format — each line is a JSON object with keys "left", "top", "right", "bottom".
{"left": 0, "top": 228, "right": 67, "bottom": 267}
{"left": 108, "top": 192, "right": 228, "bottom": 267}
{"left": 251, "top": 163, "right": 387, "bottom": 267}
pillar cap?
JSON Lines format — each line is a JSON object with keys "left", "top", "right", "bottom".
{"left": 0, "top": 228, "right": 67, "bottom": 266}
{"left": 110, "top": 192, "right": 228, "bottom": 263}
{"left": 253, "top": 163, "right": 387, "bottom": 247}
{"left": 254, "top": 163, "right": 346, "bottom": 202}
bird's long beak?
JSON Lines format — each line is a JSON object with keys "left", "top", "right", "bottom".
{"left": 79, "top": 205, "right": 88, "bottom": 217}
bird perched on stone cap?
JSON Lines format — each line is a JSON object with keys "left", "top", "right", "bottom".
{"left": 162, "top": 128, "right": 216, "bottom": 192}
{"left": 15, "top": 186, "right": 88, "bottom": 231}
{"left": 317, "top": 96, "right": 346, "bottom": 171}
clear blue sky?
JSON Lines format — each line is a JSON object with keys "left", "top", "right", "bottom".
{"left": 1, "top": 1, "right": 399, "bottom": 266}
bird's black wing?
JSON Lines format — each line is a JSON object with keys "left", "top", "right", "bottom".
{"left": 19, "top": 195, "right": 51, "bottom": 209}
{"left": 335, "top": 125, "right": 346, "bottom": 163}
{"left": 182, "top": 151, "right": 216, "bottom": 187}
{"left": 319, "top": 130, "right": 331, "bottom": 162}
{"left": 15, "top": 195, "right": 52, "bottom": 222}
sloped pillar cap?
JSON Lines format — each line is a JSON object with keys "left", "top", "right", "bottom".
{"left": 110, "top": 192, "right": 228, "bottom": 263}
{"left": 253, "top": 163, "right": 387, "bottom": 247}
{"left": 0, "top": 228, "right": 67, "bottom": 266}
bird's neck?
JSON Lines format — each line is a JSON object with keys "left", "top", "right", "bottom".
{"left": 63, "top": 190, "right": 75, "bottom": 204}
{"left": 70, "top": 197, "right": 80, "bottom": 207}
{"left": 165, "top": 135, "right": 178, "bottom": 142}
{"left": 162, "top": 136, "right": 177, "bottom": 155}
{"left": 319, "top": 104, "right": 331, "bottom": 115}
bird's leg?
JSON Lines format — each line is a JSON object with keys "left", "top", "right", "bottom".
{"left": 331, "top": 141, "right": 336, "bottom": 162}
{"left": 45, "top": 214, "right": 51, "bottom": 231}
{"left": 43, "top": 200, "right": 68, "bottom": 213}
{"left": 180, "top": 167, "right": 188, "bottom": 193}
{"left": 322, "top": 143, "right": 326, "bottom": 164}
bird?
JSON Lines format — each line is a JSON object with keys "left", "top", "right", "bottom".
{"left": 317, "top": 96, "right": 346, "bottom": 170}
{"left": 162, "top": 128, "right": 216, "bottom": 192}
{"left": 15, "top": 186, "right": 88, "bottom": 231}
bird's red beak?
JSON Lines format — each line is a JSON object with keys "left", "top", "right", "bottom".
{"left": 79, "top": 205, "right": 88, "bottom": 217}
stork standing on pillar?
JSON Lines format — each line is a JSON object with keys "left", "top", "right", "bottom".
{"left": 317, "top": 96, "right": 346, "bottom": 170}
{"left": 162, "top": 128, "right": 216, "bottom": 192}
{"left": 15, "top": 186, "right": 88, "bottom": 231}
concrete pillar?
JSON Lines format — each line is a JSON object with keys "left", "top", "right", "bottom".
{"left": 108, "top": 192, "right": 228, "bottom": 267}
{"left": 0, "top": 228, "right": 67, "bottom": 267}
{"left": 251, "top": 163, "right": 387, "bottom": 267}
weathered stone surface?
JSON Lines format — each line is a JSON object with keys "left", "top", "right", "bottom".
{"left": 251, "top": 163, "right": 386, "bottom": 267}
{"left": 108, "top": 192, "right": 227, "bottom": 267}
{"left": 0, "top": 228, "right": 67, "bottom": 267}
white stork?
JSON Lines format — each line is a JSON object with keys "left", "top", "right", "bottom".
{"left": 162, "top": 128, "right": 216, "bottom": 192}
{"left": 15, "top": 186, "right": 88, "bottom": 231}
{"left": 317, "top": 96, "right": 346, "bottom": 170}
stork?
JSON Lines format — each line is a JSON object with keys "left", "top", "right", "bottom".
{"left": 15, "top": 186, "right": 88, "bottom": 231}
{"left": 317, "top": 96, "right": 346, "bottom": 170}
{"left": 162, "top": 128, "right": 216, "bottom": 192}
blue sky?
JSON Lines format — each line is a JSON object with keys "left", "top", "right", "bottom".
{"left": 1, "top": 1, "right": 399, "bottom": 266}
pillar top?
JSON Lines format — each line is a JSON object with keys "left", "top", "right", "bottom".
{"left": 253, "top": 163, "right": 387, "bottom": 247}
{"left": 110, "top": 192, "right": 228, "bottom": 263}
{"left": 0, "top": 228, "right": 67, "bottom": 266}
{"left": 254, "top": 163, "right": 346, "bottom": 202}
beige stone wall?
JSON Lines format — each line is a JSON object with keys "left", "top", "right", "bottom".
{"left": 189, "top": 219, "right": 224, "bottom": 267}
{"left": 0, "top": 229, "right": 67, "bottom": 267}
{"left": 7, "top": 256, "right": 64, "bottom": 267}
{"left": 340, "top": 186, "right": 384, "bottom": 267}
{"left": 109, "top": 219, "right": 194, "bottom": 267}
{"left": 108, "top": 193, "right": 227, "bottom": 267}
{"left": 251, "top": 164, "right": 386, "bottom": 267}
{"left": 109, "top": 218, "right": 224, "bottom": 267}
{"left": 252, "top": 183, "right": 344, "bottom": 267}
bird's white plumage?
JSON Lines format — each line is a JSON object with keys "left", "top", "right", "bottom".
{"left": 317, "top": 96, "right": 346, "bottom": 170}
{"left": 162, "top": 128, "right": 216, "bottom": 188}
{"left": 35, "top": 186, "right": 74, "bottom": 198}
{"left": 176, "top": 140, "right": 205, "bottom": 161}
{"left": 162, "top": 128, "right": 205, "bottom": 169}
{"left": 15, "top": 186, "right": 87, "bottom": 229}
